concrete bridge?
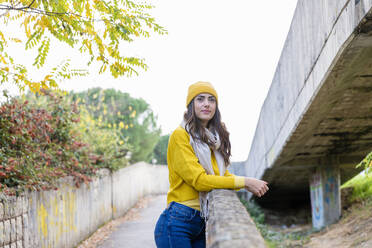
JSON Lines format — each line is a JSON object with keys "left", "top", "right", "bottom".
{"left": 244, "top": 0, "right": 372, "bottom": 229}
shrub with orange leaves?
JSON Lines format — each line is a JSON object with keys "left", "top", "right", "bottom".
{"left": 0, "top": 89, "right": 99, "bottom": 195}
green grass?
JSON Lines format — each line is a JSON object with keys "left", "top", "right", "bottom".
{"left": 342, "top": 170, "right": 372, "bottom": 202}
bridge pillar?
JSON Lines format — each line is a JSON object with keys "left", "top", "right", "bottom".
{"left": 309, "top": 163, "right": 341, "bottom": 230}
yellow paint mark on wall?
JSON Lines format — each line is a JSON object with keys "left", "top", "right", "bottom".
{"left": 54, "top": 196, "right": 59, "bottom": 216}
{"left": 68, "top": 192, "right": 77, "bottom": 232}
{"left": 53, "top": 195, "right": 62, "bottom": 244}
{"left": 36, "top": 187, "right": 78, "bottom": 247}
{"left": 37, "top": 203, "right": 48, "bottom": 238}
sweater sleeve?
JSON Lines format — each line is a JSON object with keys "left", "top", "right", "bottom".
{"left": 168, "top": 128, "right": 243, "bottom": 191}
{"left": 224, "top": 169, "right": 245, "bottom": 188}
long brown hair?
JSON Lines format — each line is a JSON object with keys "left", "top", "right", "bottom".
{"left": 183, "top": 99, "right": 231, "bottom": 165}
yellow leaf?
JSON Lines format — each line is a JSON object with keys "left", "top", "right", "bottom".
{"left": 0, "top": 31, "right": 6, "bottom": 43}
{"left": 85, "top": 1, "right": 91, "bottom": 17}
{"left": 0, "top": 55, "right": 6, "bottom": 64}
{"left": 40, "top": 16, "right": 48, "bottom": 28}
{"left": 119, "top": 122, "right": 124, "bottom": 129}
{"left": 44, "top": 74, "right": 52, "bottom": 81}
{"left": 10, "top": 38, "right": 22, "bottom": 43}
{"left": 23, "top": 16, "right": 31, "bottom": 37}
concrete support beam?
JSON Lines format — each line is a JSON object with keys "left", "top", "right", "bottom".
{"left": 309, "top": 165, "right": 341, "bottom": 229}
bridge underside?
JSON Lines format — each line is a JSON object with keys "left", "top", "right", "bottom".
{"left": 256, "top": 16, "right": 372, "bottom": 209}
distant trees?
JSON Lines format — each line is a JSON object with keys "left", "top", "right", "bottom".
{"left": 70, "top": 87, "right": 161, "bottom": 163}
{"left": 0, "top": 0, "right": 166, "bottom": 93}
{"left": 153, "top": 134, "right": 170, "bottom": 165}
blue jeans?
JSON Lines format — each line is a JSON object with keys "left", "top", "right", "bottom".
{"left": 154, "top": 201, "right": 206, "bottom": 248}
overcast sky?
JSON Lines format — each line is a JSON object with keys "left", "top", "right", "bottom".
{"left": 1, "top": 0, "right": 298, "bottom": 162}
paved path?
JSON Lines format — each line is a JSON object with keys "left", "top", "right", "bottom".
{"left": 98, "top": 194, "right": 166, "bottom": 248}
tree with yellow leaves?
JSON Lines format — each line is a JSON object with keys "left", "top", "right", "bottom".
{"left": 0, "top": 0, "right": 166, "bottom": 93}
{"left": 71, "top": 87, "right": 161, "bottom": 163}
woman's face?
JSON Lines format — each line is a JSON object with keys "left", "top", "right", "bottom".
{"left": 194, "top": 93, "right": 216, "bottom": 127}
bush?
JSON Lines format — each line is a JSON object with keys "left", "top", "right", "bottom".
{"left": 342, "top": 172, "right": 372, "bottom": 202}
{"left": 357, "top": 151, "right": 372, "bottom": 174}
{"left": 72, "top": 104, "right": 131, "bottom": 170}
{"left": 0, "top": 90, "right": 97, "bottom": 195}
{"left": 342, "top": 151, "right": 372, "bottom": 202}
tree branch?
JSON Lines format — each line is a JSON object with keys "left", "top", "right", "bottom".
{"left": 18, "top": 0, "right": 35, "bottom": 10}
{"left": 5, "top": 6, "right": 113, "bottom": 24}
{"left": 0, "top": 0, "right": 35, "bottom": 10}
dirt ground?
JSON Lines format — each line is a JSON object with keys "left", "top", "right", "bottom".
{"left": 273, "top": 197, "right": 372, "bottom": 248}
{"left": 262, "top": 187, "right": 372, "bottom": 248}
{"left": 303, "top": 198, "right": 372, "bottom": 248}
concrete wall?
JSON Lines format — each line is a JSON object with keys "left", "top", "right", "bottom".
{"left": 0, "top": 162, "right": 168, "bottom": 248}
{"left": 310, "top": 165, "right": 341, "bottom": 229}
{"left": 206, "top": 189, "right": 266, "bottom": 248}
{"left": 112, "top": 162, "right": 169, "bottom": 219}
{"left": 245, "top": 0, "right": 372, "bottom": 178}
{"left": 228, "top": 162, "right": 246, "bottom": 177}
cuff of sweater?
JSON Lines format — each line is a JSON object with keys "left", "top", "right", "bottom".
{"left": 234, "top": 176, "right": 245, "bottom": 188}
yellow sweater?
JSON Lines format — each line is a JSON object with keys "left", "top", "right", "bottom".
{"left": 166, "top": 126, "right": 245, "bottom": 210}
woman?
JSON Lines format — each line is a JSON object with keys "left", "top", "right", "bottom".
{"left": 154, "top": 81, "right": 268, "bottom": 248}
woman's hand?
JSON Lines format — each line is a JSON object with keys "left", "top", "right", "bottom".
{"left": 244, "top": 177, "right": 269, "bottom": 197}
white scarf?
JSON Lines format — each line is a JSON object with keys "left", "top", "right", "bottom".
{"left": 181, "top": 120, "right": 227, "bottom": 220}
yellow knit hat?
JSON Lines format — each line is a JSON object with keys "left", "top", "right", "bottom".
{"left": 186, "top": 81, "right": 218, "bottom": 107}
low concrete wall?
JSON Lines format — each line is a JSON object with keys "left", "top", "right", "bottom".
{"left": 0, "top": 162, "right": 168, "bottom": 248}
{"left": 206, "top": 189, "right": 266, "bottom": 248}
{"left": 112, "top": 162, "right": 169, "bottom": 218}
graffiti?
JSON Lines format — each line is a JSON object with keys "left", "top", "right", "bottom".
{"left": 324, "top": 168, "right": 339, "bottom": 211}
{"left": 310, "top": 166, "right": 340, "bottom": 229}
{"left": 310, "top": 171, "right": 324, "bottom": 228}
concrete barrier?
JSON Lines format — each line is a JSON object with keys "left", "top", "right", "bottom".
{"left": 0, "top": 162, "right": 168, "bottom": 248}
{"left": 206, "top": 189, "right": 266, "bottom": 248}
{"left": 112, "top": 162, "right": 169, "bottom": 219}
